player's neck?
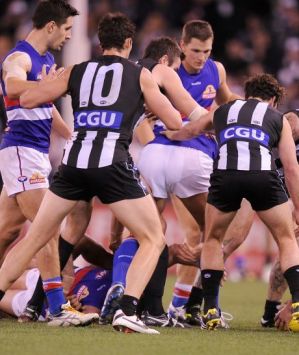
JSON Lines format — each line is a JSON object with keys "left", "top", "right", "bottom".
{"left": 26, "top": 29, "right": 49, "bottom": 56}
{"left": 182, "top": 61, "right": 200, "bottom": 74}
{"left": 103, "top": 48, "right": 130, "bottom": 59}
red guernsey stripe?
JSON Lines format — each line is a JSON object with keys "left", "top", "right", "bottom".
{"left": 43, "top": 281, "right": 63, "bottom": 292}
{"left": 174, "top": 287, "right": 191, "bottom": 298}
{"left": 4, "top": 96, "right": 20, "bottom": 108}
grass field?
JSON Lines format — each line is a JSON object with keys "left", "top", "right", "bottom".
{"left": 0, "top": 277, "right": 296, "bottom": 355}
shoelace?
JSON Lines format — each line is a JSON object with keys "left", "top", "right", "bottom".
{"left": 221, "top": 311, "right": 233, "bottom": 322}
{"left": 62, "top": 303, "right": 84, "bottom": 316}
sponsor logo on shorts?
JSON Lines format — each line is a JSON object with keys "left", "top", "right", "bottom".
{"left": 18, "top": 175, "right": 28, "bottom": 183}
{"left": 77, "top": 285, "right": 89, "bottom": 301}
{"left": 29, "top": 172, "right": 46, "bottom": 184}
{"left": 202, "top": 84, "right": 216, "bottom": 99}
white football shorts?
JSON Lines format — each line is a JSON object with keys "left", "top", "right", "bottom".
{"left": 137, "top": 143, "right": 213, "bottom": 198}
{"left": 0, "top": 146, "right": 51, "bottom": 196}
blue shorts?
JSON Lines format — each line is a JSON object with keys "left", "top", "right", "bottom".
{"left": 69, "top": 266, "right": 112, "bottom": 309}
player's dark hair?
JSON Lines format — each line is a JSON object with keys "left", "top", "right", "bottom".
{"left": 143, "top": 37, "right": 181, "bottom": 66}
{"left": 98, "top": 12, "right": 135, "bottom": 50}
{"left": 32, "top": 0, "right": 79, "bottom": 29}
{"left": 244, "top": 74, "right": 285, "bottom": 105}
{"left": 182, "top": 20, "right": 214, "bottom": 44}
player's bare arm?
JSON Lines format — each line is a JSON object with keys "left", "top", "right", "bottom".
{"left": 52, "top": 105, "right": 72, "bottom": 140}
{"left": 279, "top": 117, "right": 299, "bottom": 221}
{"left": 154, "top": 65, "right": 208, "bottom": 121}
{"left": 2, "top": 52, "right": 39, "bottom": 98}
{"left": 20, "top": 65, "right": 73, "bottom": 108}
{"left": 162, "top": 110, "right": 214, "bottom": 141}
{"left": 140, "top": 67, "right": 182, "bottom": 130}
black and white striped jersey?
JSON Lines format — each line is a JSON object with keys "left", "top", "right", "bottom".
{"left": 62, "top": 56, "right": 144, "bottom": 169}
{"left": 213, "top": 98, "right": 283, "bottom": 171}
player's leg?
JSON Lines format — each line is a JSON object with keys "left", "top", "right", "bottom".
{"left": 201, "top": 203, "right": 237, "bottom": 329}
{"left": 0, "top": 187, "right": 26, "bottom": 263}
{"left": 222, "top": 199, "right": 255, "bottom": 260}
{"left": 257, "top": 203, "right": 299, "bottom": 331}
{"left": 0, "top": 191, "right": 97, "bottom": 326}
{"left": 109, "top": 195, "right": 164, "bottom": 334}
{"left": 20, "top": 199, "right": 93, "bottom": 321}
{"left": 168, "top": 195, "right": 202, "bottom": 320}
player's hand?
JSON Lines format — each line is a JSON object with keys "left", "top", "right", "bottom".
{"left": 67, "top": 294, "right": 82, "bottom": 311}
{"left": 168, "top": 243, "right": 201, "bottom": 267}
{"left": 161, "top": 130, "right": 180, "bottom": 140}
{"left": 144, "top": 105, "right": 157, "bottom": 123}
{"left": 275, "top": 301, "right": 292, "bottom": 331}
{"left": 40, "top": 64, "right": 65, "bottom": 82}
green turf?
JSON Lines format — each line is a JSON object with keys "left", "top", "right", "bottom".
{"left": 0, "top": 278, "right": 296, "bottom": 355}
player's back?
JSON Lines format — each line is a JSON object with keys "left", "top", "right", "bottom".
{"left": 63, "top": 56, "right": 144, "bottom": 169}
{"left": 213, "top": 98, "right": 283, "bottom": 171}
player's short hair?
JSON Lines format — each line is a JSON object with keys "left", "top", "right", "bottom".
{"left": 182, "top": 20, "right": 214, "bottom": 44}
{"left": 98, "top": 12, "right": 135, "bottom": 51}
{"left": 244, "top": 74, "right": 285, "bottom": 105}
{"left": 32, "top": 0, "right": 79, "bottom": 29}
{"left": 143, "top": 37, "right": 181, "bottom": 66}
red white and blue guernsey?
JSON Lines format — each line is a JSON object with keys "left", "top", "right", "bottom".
{"left": 0, "top": 40, "right": 54, "bottom": 153}
{"left": 137, "top": 58, "right": 220, "bottom": 199}
{"left": 0, "top": 40, "right": 54, "bottom": 196}
{"left": 150, "top": 58, "right": 220, "bottom": 160}
{"left": 68, "top": 266, "right": 112, "bottom": 311}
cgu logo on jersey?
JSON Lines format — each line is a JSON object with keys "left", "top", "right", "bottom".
{"left": 202, "top": 85, "right": 216, "bottom": 99}
{"left": 74, "top": 110, "right": 123, "bottom": 129}
{"left": 220, "top": 125, "right": 270, "bottom": 146}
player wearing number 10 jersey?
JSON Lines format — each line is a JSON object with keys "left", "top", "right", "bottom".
{"left": 0, "top": 12, "right": 182, "bottom": 334}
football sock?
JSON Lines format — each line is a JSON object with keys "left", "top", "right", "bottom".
{"left": 42, "top": 276, "right": 66, "bottom": 315}
{"left": 112, "top": 238, "right": 139, "bottom": 287}
{"left": 262, "top": 299, "right": 281, "bottom": 321}
{"left": 202, "top": 269, "right": 224, "bottom": 313}
{"left": 171, "top": 282, "right": 192, "bottom": 308}
{"left": 27, "top": 236, "right": 74, "bottom": 313}
{"left": 141, "top": 246, "right": 168, "bottom": 316}
{"left": 120, "top": 295, "right": 139, "bottom": 316}
{"left": 283, "top": 265, "right": 299, "bottom": 303}
{"left": 185, "top": 286, "right": 204, "bottom": 312}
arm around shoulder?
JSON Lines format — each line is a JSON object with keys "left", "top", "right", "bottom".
{"left": 20, "top": 66, "right": 73, "bottom": 108}
{"left": 140, "top": 68, "right": 182, "bottom": 130}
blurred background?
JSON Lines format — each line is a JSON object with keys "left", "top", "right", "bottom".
{"left": 1, "top": 0, "right": 299, "bottom": 280}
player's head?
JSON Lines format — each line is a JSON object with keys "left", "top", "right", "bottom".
{"left": 180, "top": 20, "right": 214, "bottom": 73}
{"left": 32, "top": 0, "right": 79, "bottom": 51}
{"left": 98, "top": 12, "right": 135, "bottom": 56}
{"left": 284, "top": 109, "right": 299, "bottom": 140}
{"left": 244, "top": 73, "right": 285, "bottom": 107}
{"left": 143, "top": 37, "right": 181, "bottom": 70}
